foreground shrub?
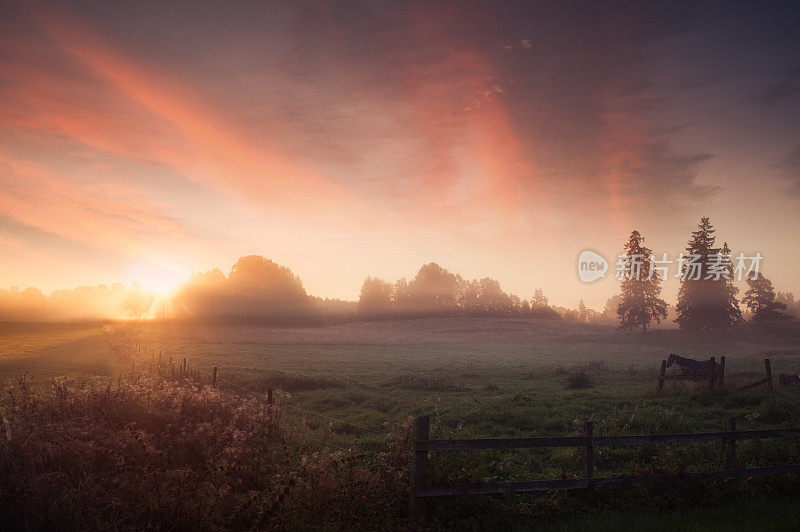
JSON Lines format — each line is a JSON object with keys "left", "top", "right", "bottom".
{"left": 0, "top": 374, "right": 410, "bottom": 530}
{"left": 565, "top": 371, "right": 595, "bottom": 390}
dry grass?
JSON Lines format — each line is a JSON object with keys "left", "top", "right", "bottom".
{"left": 0, "top": 365, "right": 411, "bottom": 530}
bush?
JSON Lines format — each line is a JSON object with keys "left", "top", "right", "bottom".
{"left": 0, "top": 373, "right": 410, "bottom": 530}
{"left": 571, "top": 359, "right": 609, "bottom": 373}
{"left": 565, "top": 371, "right": 595, "bottom": 390}
{"left": 760, "top": 399, "right": 790, "bottom": 424}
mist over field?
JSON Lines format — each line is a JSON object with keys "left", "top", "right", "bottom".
{"left": 2, "top": 0, "right": 800, "bottom": 529}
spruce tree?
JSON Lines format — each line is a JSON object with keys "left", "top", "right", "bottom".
{"left": 577, "top": 299, "right": 589, "bottom": 322}
{"left": 616, "top": 230, "right": 668, "bottom": 333}
{"left": 675, "top": 217, "right": 741, "bottom": 331}
{"left": 720, "top": 242, "right": 743, "bottom": 326}
{"left": 743, "top": 273, "right": 792, "bottom": 321}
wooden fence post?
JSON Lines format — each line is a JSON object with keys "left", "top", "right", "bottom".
{"left": 719, "top": 356, "right": 726, "bottom": 389}
{"left": 725, "top": 417, "right": 736, "bottom": 470}
{"left": 584, "top": 421, "right": 594, "bottom": 479}
{"left": 765, "top": 359, "right": 773, "bottom": 392}
{"left": 182, "top": 358, "right": 187, "bottom": 375}
{"left": 212, "top": 367, "right": 218, "bottom": 388}
{"left": 658, "top": 360, "right": 667, "bottom": 391}
{"left": 267, "top": 388, "right": 273, "bottom": 406}
{"left": 409, "top": 415, "right": 430, "bottom": 522}
{"left": 708, "top": 357, "right": 716, "bottom": 391}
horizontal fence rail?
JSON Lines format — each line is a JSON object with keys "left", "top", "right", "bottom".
{"left": 418, "top": 428, "right": 800, "bottom": 451}
{"left": 409, "top": 415, "right": 800, "bottom": 521}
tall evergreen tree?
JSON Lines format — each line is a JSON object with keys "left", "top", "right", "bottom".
{"left": 720, "top": 242, "right": 744, "bottom": 326}
{"left": 577, "top": 298, "right": 589, "bottom": 322}
{"left": 616, "top": 230, "right": 668, "bottom": 333}
{"left": 675, "top": 217, "right": 741, "bottom": 331}
{"left": 743, "top": 273, "right": 792, "bottom": 321}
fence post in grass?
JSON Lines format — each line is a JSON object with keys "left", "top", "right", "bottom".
{"left": 267, "top": 388, "right": 273, "bottom": 406}
{"left": 584, "top": 421, "right": 594, "bottom": 479}
{"left": 765, "top": 359, "right": 773, "bottom": 392}
{"left": 658, "top": 360, "right": 667, "bottom": 391}
{"left": 708, "top": 357, "right": 716, "bottom": 391}
{"left": 720, "top": 356, "right": 726, "bottom": 389}
{"left": 725, "top": 417, "right": 736, "bottom": 469}
{"left": 212, "top": 367, "right": 218, "bottom": 388}
{"left": 409, "top": 415, "right": 430, "bottom": 522}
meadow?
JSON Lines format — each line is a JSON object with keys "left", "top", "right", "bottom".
{"left": 2, "top": 317, "right": 800, "bottom": 528}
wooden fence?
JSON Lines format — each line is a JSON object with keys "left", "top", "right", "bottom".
{"left": 657, "top": 357, "right": 776, "bottom": 393}
{"left": 657, "top": 356, "right": 725, "bottom": 391}
{"left": 735, "top": 359, "right": 774, "bottom": 392}
{"left": 409, "top": 415, "right": 800, "bottom": 520}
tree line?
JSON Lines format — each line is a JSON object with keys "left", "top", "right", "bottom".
{"left": 357, "top": 263, "right": 560, "bottom": 319}
{"left": 0, "top": 222, "right": 795, "bottom": 326}
{"left": 0, "top": 283, "right": 157, "bottom": 321}
{"left": 617, "top": 217, "right": 792, "bottom": 333}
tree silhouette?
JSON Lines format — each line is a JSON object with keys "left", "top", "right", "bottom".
{"left": 720, "top": 242, "right": 744, "bottom": 326}
{"left": 358, "top": 277, "right": 394, "bottom": 315}
{"left": 123, "top": 287, "right": 155, "bottom": 320}
{"left": 743, "top": 273, "right": 792, "bottom": 321}
{"left": 675, "top": 217, "right": 741, "bottom": 331}
{"left": 171, "top": 256, "right": 315, "bottom": 323}
{"left": 228, "top": 255, "right": 307, "bottom": 299}
{"left": 405, "top": 262, "right": 461, "bottom": 315}
{"left": 577, "top": 299, "right": 589, "bottom": 322}
{"left": 531, "top": 288, "right": 548, "bottom": 308}
{"left": 616, "top": 230, "right": 667, "bottom": 333}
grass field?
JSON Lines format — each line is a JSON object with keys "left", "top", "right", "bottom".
{"left": 2, "top": 317, "right": 800, "bottom": 528}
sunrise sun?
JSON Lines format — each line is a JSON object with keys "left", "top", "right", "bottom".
{"left": 126, "top": 261, "right": 185, "bottom": 296}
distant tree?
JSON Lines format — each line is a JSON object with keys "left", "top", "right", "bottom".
{"left": 476, "top": 278, "right": 512, "bottom": 315}
{"left": 531, "top": 288, "right": 549, "bottom": 308}
{"left": 123, "top": 287, "right": 155, "bottom": 320}
{"left": 509, "top": 294, "right": 524, "bottom": 315}
{"left": 393, "top": 278, "right": 410, "bottom": 307}
{"left": 743, "top": 273, "right": 792, "bottom": 322}
{"left": 528, "top": 288, "right": 560, "bottom": 320}
{"left": 189, "top": 268, "right": 227, "bottom": 286}
{"left": 405, "top": 263, "right": 462, "bottom": 315}
{"left": 171, "top": 256, "right": 314, "bottom": 323}
{"left": 358, "top": 277, "right": 394, "bottom": 315}
{"left": 720, "top": 242, "right": 744, "bottom": 326}
{"left": 777, "top": 292, "right": 800, "bottom": 319}
{"left": 228, "top": 255, "right": 307, "bottom": 299}
{"left": 617, "top": 230, "right": 668, "bottom": 333}
{"left": 577, "top": 299, "right": 589, "bottom": 323}
{"left": 457, "top": 279, "right": 480, "bottom": 314}
{"left": 600, "top": 293, "right": 622, "bottom": 324}
{"left": 675, "top": 217, "right": 741, "bottom": 331}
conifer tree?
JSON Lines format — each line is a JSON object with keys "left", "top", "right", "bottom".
{"left": 577, "top": 299, "right": 589, "bottom": 322}
{"left": 720, "top": 242, "right": 743, "bottom": 326}
{"left": 616, "top": 230, "right": 667, "bottom": 333}
{"left": 675, "top": 217, "right": 741, "bottom": 331}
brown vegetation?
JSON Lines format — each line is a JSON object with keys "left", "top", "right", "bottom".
{"left": 0, "top": 368, "right": 410, "bottom": 529}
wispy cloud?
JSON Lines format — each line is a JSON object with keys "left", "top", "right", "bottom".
{"left": 749, "top": 67, "right": 800, "bottom": 106}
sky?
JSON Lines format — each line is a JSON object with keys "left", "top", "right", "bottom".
{"left": 1, "top": 0, "right": 799, "bottom": 309}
